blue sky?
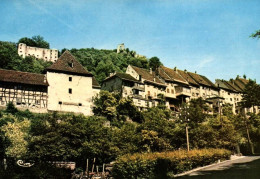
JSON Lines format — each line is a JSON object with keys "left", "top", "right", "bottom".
{"left": 0, "top": 0, "right": 260, "bottom": 82}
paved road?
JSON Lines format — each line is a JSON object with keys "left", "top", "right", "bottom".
{"left": 176, "top": 156, "right": 260, "bottom": 179}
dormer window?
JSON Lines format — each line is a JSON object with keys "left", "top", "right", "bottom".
{"left": 68, "top": 62, "right": 74, "bottom": 68}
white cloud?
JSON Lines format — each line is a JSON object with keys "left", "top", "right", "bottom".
{"left": 197, "top": 56, "right": 214, "bottom": 68}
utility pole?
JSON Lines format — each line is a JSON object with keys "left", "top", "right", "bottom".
{"left": 180, "top": 105, "right": 190, "bottom": 151}
{"left": 186, "top": 125, "right": 190, "bottom": 151}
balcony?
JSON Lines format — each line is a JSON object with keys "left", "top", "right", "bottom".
{"left": 133, "top": 84, "right": 145, "bottom": 91}
{"left": 165, "top": 93, "right": 176, "bottom": 99}
{"left": 175, "top": 87, "right": 191, "bottom": 97}
{"left": 132, "top": 94, "right": 143, "bottom": 99}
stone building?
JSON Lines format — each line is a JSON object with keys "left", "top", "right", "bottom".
{"left": 18, "top": 43, "right": 58, "bottom": 62}
{"left": 46, "top": 51, "right": 98, "bottom": 116}
{"left": 0, "top": 69, "right": 48, "bottom": 113}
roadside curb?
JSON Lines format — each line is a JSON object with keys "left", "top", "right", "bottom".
{"left": 174, "top": 155, "right": 245, "bottom": 177}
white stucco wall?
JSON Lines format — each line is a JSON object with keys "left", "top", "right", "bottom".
{"left": 47, "top": 72, "right": 93, "bottom": 115}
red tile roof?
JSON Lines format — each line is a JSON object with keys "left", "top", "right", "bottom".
{"left": 46, "top": 51, "right": 92, "bottom": 76}
{"left": 188, "top": 72, "right": 216, "bottom": 88}
{"left": 230, "top": 78, "right": 249, "bottom": 91}
{"left": 177, "top": 69, "right": 199, "bottom": 86}
{"left": 0, "top": 69, "right": 48, "bottom": 86}
{"left": 131, "top": 65, "right": 166, "bottom": 86}
{"left": 104, "top": 72, "right": 142, "bottom": 83}
{"left": 158, "top": 66, "right": 188, "bottom": 84}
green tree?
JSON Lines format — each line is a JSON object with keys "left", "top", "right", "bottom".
{"left": 111, "top": 123, "right": 141, "bottom": 155}
{"left": 241, "top": 79, "right": 260, "bottom": 109}
{"left": 29, "top": 113, "right": 87, "bottom": 162}
{"left": 18, "top": 35, "right": 49, "bottom": 48}
{"left": 148, "top": 56, "right": 162, "bottom": 71}
{"left": 93, "top": 91, "right": 118, "bottom": 120}
{"left": 250, "top": 30, "right": 260, "bottom": 39}
{"left": 0, "top": 41, "right": 21, "bottom": 70}
{"left": 31, "top": 35, "right": 50, "bottom": 48}
{"left": 1, "top": 115, "right": 30, "bottom": 159}
{"left": 18, "top": 37, "right": 36, "bottom": 47}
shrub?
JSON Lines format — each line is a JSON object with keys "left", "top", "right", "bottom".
{"left": 112, "top": 148, "right": 231, "bottom": 179}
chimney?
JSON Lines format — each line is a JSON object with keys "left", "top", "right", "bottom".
{"left": 154, "top": 77, "right": 156, "bottom": 82}
{"left": 150, "top": 68, "right": 152, "bottom": 74}
{"left": 174, "top": 67, "right": 177, "bottom": 71}
{"left": 195, "top": 71, "right": 197, "bottom": 74}
{"left": 184, "top": 69, "right": 187, "bottom": 73}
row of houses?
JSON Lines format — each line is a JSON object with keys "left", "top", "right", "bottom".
{"left": 0, "top": 50, "right": 258, "bottom": 116}
{"left": 102, "top": 64, "right": 259, "bottom": 114}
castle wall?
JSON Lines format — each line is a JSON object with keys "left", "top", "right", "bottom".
{"left": 18, "top": 43, "right": 58, "bottom": 62}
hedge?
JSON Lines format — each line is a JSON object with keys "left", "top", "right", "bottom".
{"left": 112, "top": 148, "right": 231, "bottom": 179}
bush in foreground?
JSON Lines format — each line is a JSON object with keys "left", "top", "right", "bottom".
{"left": 112, "top": 148, "right": 231, "bottom": 179}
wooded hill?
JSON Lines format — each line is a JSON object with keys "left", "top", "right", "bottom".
{"left": 0, "top": 37, "right": 154, "bottom": 83}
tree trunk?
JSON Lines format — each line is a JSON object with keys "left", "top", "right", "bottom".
{"left": 244, "top": 114, "right": 254, "bottom": 155}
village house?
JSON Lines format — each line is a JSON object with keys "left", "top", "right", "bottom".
{"left": 0, "top": 51, "right": 100, "bottom": 115}
{"left": 216, "top": 77, "right": 259, "bottom": 114}
{"left": 215, "top": 79, "right": 242, "bottom": 114}
{"left": 102, "top": 72, "right": 146, "bottom": 110}
{"left": 126, "top": 65, "right": 167, "bottom": 108}
{"left": 18, "top": 43, "right": 58, "bottom": 62}
{"left": 176, "top": 69, "right": 201, "bottom": 99}
{"left": 157, "top": 66, "right": 191, "bottom": 110}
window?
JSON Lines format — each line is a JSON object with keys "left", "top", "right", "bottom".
{"left": 167, "top": 89, "right": 170, "bottom": 93}
{"left": 79, "top": 103, "right": 82, "bottom": 106}
{"left": 68, "top": 62, "right": 74, "bottom": 68}
{"left": 171, "top": 89, "right": 174, "bottom": 94}
{"left": 69, "top": 88, "right": 72, "bottom": 94}
{"left": 69, "top": 77, "right": 72, "bottom": 81}
{"left": 36, "top": 100, "right": 40, "bottom": 105}
{"left": 230, "top": 98, "right": 232, "bottom": 101}
{"left": 154, "top": 92, "right": 156, "bottom": 97}
{"left": 148, "top": 91, "right": 150, "bottom": 96}
{"left": 59, "top": 101, "right": 62, "bottom": 105}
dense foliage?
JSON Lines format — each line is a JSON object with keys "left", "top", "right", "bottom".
{"left": 67, "top": 48, "right": 150, "bottom": 83}
{"left": 18, "top": 35, "right": 50, "bottom": 49}
{"left": 0, "top": 41, "right": 52, "bottom": 73}
{"left": 0, "top": 96, "right": 260, "bottom": 177}
{"left": 112, "top": 149, "right": 231, "bottom": 179}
